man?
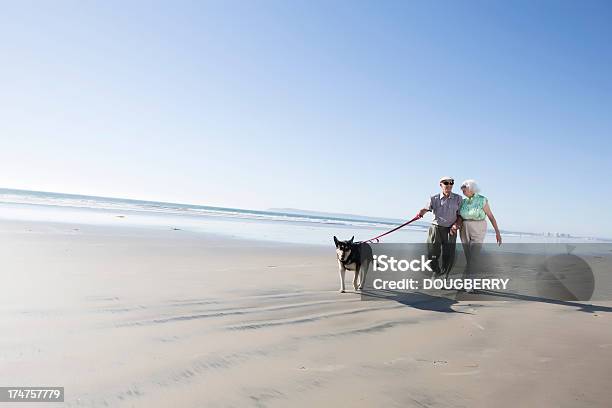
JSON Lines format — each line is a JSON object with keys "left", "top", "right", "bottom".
{"left": 418, "top": 176, "right": 463, "bottom": 278}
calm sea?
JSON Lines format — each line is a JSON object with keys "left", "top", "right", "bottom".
{"left": 0, "top": 188, "right": 596, "bottom": 245}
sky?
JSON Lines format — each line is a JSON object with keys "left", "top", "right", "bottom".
{"left": 0, "top": 0, "right": 611, "bottom": 237}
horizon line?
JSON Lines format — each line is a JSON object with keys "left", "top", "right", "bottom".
{"left": 0, "top": 186, "right": 605, "bottom": 240}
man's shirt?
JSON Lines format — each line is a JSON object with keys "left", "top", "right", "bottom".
{"left": 427, "top": 192, "right": 463, "bottom": 227}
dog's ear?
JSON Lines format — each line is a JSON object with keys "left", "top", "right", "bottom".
{"left": 349, "top": 236, "right": 354, "bottom": 243}
{"left": 334, "top": 236, "right": 339, "bottom": 246}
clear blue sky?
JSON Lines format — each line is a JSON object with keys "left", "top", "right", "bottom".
{"left": 1, "top": 0, "right": 610, "bottom": 237}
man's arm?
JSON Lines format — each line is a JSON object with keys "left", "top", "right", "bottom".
{"left": 418, "top": 207, "right": 429, "bottom": 218}
{"left": 450, "top": 197, "right": 463, "bottom": 234}
{"left": 418, "top": 197, "right": 433, "bottom": 218}
{"left": 450, "top": 215, "right": 462, "bottom": 235}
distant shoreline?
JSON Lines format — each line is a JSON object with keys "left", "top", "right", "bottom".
{"left": 0, "top": 187, "right": 607, "bottom": 242}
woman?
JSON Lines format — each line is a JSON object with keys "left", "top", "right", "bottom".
{"left": 459, "top": 180, "right": 502, "bottom": 285}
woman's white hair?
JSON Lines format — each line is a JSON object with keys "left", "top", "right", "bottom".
{"left": 461, "top": 179, "right": 480, "bottom": 193}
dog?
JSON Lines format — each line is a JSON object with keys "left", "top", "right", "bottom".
{"left": 334, "top": 236, "right": 372, "bottom": 293}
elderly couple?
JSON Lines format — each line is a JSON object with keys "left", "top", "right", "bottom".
{"left": 417, "top": 176, "right": 501, "bottom": 285}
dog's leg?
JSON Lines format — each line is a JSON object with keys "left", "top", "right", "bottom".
{"left": 352, "top": 267, "right": 359, "bottom": 291}
{"left": 358, "top": 262, "right": 367, "bottom": 290}
{"left": 338, "top": 264, "right": 346, "bottom": 293}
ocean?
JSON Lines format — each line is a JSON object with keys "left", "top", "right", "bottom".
{"left": 0, "top": 188, "right": 597, "bottom": 245}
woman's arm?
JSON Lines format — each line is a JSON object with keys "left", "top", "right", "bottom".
{"left": 483, "top": 201, "right": 502, "bottom": 245}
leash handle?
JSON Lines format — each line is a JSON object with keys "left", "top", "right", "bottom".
{"left": 362, "top": 213, "right": 422, "bottom": 244}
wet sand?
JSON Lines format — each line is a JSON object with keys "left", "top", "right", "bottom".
{"left": 0, "top": 220, "right": 611, "bottom": 407}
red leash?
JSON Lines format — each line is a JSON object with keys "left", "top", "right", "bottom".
{"left": 362, "top": 213, "right": 422, "bottom": 243}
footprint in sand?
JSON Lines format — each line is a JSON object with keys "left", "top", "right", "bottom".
{"left": 298, "top": 364, "right": 344, "bottom": 372}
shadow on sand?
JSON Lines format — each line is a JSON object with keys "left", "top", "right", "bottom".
{"left": 471, "top": 290, "right": 612, "bottom": 314}
{"left": 360, "top": 289, "right": 470, "bottom": 314}
{"left": 360, "top": 289, "right": 612, "bottom": 315}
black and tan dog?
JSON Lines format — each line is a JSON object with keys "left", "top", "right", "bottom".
{"left": 333, "top": 236, "right": 372, "bottom": 293}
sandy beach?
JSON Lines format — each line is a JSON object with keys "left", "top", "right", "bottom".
{"left": 1, "top": 219, "right": 611, "bottom": 408}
